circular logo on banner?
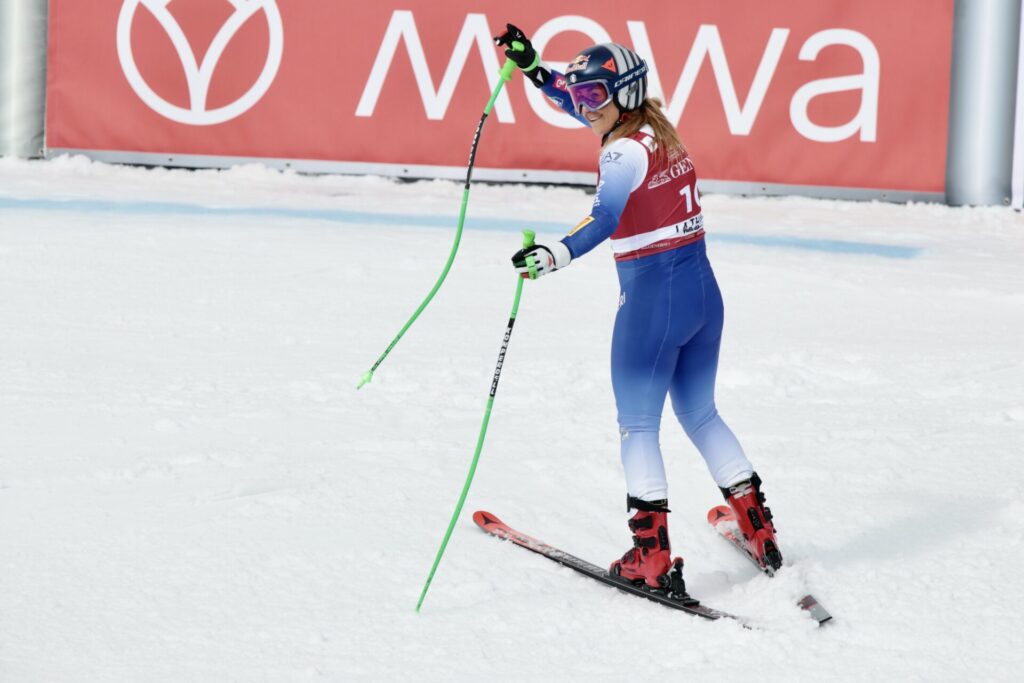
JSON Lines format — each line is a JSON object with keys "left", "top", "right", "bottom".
{"left": 116, "top": 0, "right": 284, "bottom": 126}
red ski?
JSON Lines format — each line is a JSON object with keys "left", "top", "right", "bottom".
{"left": 708, "top": 505, "right": 833, "bottom": 625}
{"left": 474, "top": 510, "right": 745, "bottom": 623}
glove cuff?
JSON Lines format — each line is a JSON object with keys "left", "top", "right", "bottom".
{"left": 551, "top": 240, "right": 572, "bottom": 269}
{"left": 521, "top": 51, "right": 541, "bottom": 72}
{"left": 525, "top": 62, "right": 552, "bottom": 89}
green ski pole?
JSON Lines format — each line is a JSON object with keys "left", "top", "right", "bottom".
{"left": 415, "top": 229, "right": 537, "bottom": 613}
{"left": 357, "top": 43, "right": 527, "bottom": 389}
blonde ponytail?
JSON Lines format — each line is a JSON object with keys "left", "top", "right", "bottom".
{"left": 605, "top": 98, "right": 686, "bottom": 168}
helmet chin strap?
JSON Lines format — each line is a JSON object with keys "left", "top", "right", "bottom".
{"left": 601, "top": 109, "right": 632, "bottom": 145}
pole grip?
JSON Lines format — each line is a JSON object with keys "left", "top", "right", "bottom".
{"left": 521, "top": 230, "right": 538, "bottom": 279}
{"left": 498, "top": 40, "right": 526, "bottom": 81}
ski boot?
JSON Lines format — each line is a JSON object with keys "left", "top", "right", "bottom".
{"left": 609, "top": 496, "right": 685, "bottom": 593}
{"left": 721, "top": 472, "right": 783, "bottom": 572}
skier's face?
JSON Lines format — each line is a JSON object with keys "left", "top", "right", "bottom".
{"left": 584, "top": 101, "right": 618, "bottom": 137}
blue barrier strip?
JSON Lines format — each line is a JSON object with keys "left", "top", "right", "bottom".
{"left": 0, "top": 195, "right": 922, "bottom": 259}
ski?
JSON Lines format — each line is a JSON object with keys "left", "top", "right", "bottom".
{"left": 707, "top": 505, "right": 833, "bottom": 625}
{"left": 474, "top": 510, "right": 745, "bottom": 624}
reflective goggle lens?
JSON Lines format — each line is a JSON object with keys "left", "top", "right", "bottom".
{"left": 568, "top": 82, "right": 612, "bottom": 113}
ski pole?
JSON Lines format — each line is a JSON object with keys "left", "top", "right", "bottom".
{"left": 357, "top": 43, "right": 526, "bottom": 390}
{"left": 416, "top": 229, "right": 537, "bottom": 613}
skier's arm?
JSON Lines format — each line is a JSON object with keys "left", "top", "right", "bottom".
{"left": 538, "top": 71, "right": 590, "bottom": 126}
{"left": 560, "top": 140, "right": 648, "bottom": 259}
{"left": 513, "top": 140, "right": 647, "bottom": 278}
{"left": 495, "top": 24, "right": 589, "bottom": 126}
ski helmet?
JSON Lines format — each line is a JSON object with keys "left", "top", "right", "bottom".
{"left": 564, "top": 43, "right": 648, "bottom": 114}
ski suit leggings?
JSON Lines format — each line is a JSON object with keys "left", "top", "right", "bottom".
{"left": 612, "top": 239, "right": 753, "bottom": 501}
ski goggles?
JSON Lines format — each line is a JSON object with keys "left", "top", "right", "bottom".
{"left": 568, "top": 80, "right": 613, "bottom": 114}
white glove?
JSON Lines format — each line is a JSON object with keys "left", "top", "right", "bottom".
{"left": 511, "top": 240, "right": 572, "bottom": 280}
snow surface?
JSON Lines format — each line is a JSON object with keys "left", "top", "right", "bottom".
{"left": 1, "top": 155, "right": 1023, "bottom": 681}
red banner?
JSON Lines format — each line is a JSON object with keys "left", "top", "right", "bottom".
{"left": 46, "top": 0, "right": 954, "bottom": 192}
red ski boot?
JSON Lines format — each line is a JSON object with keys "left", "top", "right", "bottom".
{"left": 609, "top": 497, "right": 683, "bottom": 589}
{"left": 721, "top": 473, "right": 783, "bottom": 572}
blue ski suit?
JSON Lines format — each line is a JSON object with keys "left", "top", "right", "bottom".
{"left": 542, "top": 74, "right": 753, "bottom": 500}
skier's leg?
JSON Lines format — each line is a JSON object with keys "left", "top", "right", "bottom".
{"left": 670, "top": 261, "right": 781, "bottom": 570}
{"left": 608, "top": 256, "right": 685, "bottom": 585}
{"left": 611, "top": 282, "right": 677, "bottom": 503}
{"left": 668, "top": 268, "right": 754, "bottom": 489}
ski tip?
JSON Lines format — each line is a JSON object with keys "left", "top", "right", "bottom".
{"left": 797, "top": 594, "right": 834, "bottom": 626}
{"left": 472, "top": 510, "right": 505, "bottom": 529}
{"left": 707, "top": 505, "right": 733, "bottom": 525}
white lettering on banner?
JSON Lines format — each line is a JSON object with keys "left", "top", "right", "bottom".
{"left": 790, "top": 29, "right": 879, "bottom": 142}
{"left": 357, "top": 12, "right": 881, "bottom": 143}
{"left": 355, "top": 11, "right": 513, "bottom": 122}
{"left": 116, "top": 0, "right": 284, "bottom": 126}
{"left": 629, "top": 23, "right": 789, "bottom": 135}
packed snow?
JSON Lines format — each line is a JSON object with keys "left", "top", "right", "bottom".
{"left": 1, "top": 155, "right": 1023, "bottom": 681}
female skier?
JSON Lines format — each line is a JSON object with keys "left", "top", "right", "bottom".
{"left": 496, "top": 25, "right": 782, "bottom": 589}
